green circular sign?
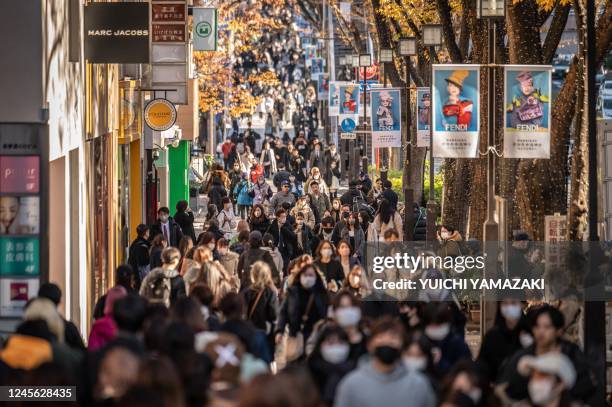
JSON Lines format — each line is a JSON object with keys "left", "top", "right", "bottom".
{"left": 196, "top": 21, "right": 212, "bottom": 38}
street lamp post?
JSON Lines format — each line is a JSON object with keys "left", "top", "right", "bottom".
{"left": 477, "top": 0, "right": 505, "bottom": 336}
{"left": 422, "top": 24, "right": 443, "bottom": 242}
{"left": 359, "top": 53, "right": 372, "bottom": 176}
{"left": 399, "top": 37, "right": 417, "bottom": 241}
{"left": 351, "top": 54, "right": 360, "bottom": 178}
{"left": 379, "top": 48, "right": 393, "bottom": 180}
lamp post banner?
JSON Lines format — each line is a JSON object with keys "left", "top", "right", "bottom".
{"left": 503, "top": 65, "right": 552, "bottom": 158}
{"left": 304, "top": 45, "right": 317, "bottom": 67}
{"left": 328, "top": 81, "right": 347, "bottom": 116}
{"left": 370, "top": 88, "right": 402, "bottom": 148}
{"left": 338, "top": 83, "right": 360, "bottom": 122}
{"left": 193, "top": 8, "right": 217, "bottom": 51}
{"left": 310, "top": 58, "right": 324, "bottom": 79}
{"left": 416, "top": 87, "right": 431, "bottom": 147}
{"left": 317, "top": 73, "right": 330, "bottom": 101}
{"left": 432, "top": 64, "right": 480, "bottom": 158}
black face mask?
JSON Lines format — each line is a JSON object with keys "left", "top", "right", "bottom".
{"left": 373, "top": 345, "right": 401, "bottom": 365}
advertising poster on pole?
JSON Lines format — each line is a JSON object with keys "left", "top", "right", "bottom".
{"left": 304, "top": 45, "right": 317, "bottom": 67}
{"left": 503, "top": 65, "right": 552, "bottom": 158}
{"left": 338, "top": 84, "right": 359, "bottom": 121}
{"left": 328, "top": 81, "right": 347, "bottom": 116}
{"left": 416, "top": 87, "right": 431, "bottom": 147}
{"left": 317, "top": 73, "right": 330, "bottom": 101}
{"left": 310, "top": 58, "right": 324, "bottom": 78}
{"left": 432, "top": 65, "right": 480, "bottom": 158}
{"left": 370, "top": 89, "right": 402, "bottom": 148}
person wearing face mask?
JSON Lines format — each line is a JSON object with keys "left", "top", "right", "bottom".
{"left": 314, "top": 241, "right": 343, "bottom": 292}
{"left": 275, "top": 265, "right": 328, "bottom": 364}
{"left": 439, "top": 361, "right": 488, "bottom": 407}
{"left": 399, "top": 301, "right": 426, "bottom": 336}
{"left": 340, "top": 212, "right": 366, "bottom": 262}
{"left": 330, "top": 198, "right": 342, "bottom": 223}
{"left": 290, "top": 195, "right": 316, "bottom": 229}
{"left": 248, "top": 204, "right": 271, "bottom": 236}
{"left": 306, "top": 326, "right": 356, "bottom": 407}
{"left": 290, "top": 149, "right": 307, "bottom": 183}
{"left": 423, "top": 303, "right": 471, "bottom": 376}
{"left": 233, "top": 173, "right": 254, "bottom": 220}
{"left": 304, "top": 167, "right": 329, "bottom": 196}
{"left": 341, "top": 265, "right": 368, "bottom": 299}
{"left": 516, "top": 353, "right": 577, "bottom": 407}
{"left": 318, "top": 216, "right": 335, "bottom": 242}
{"left": 477, "top": 299, "right": 526, "bottom": 383}
{"left": 496, "top": 305, "right": 595, "bottom": 404}
{"left": 237, "top": 231, "right": 279, "bottom": 289}
{"left": 294, "top": 212, "right": 315, "bottom": 256}
{"left": 269, "top": 208, "right": 297, "bottom": 272}
{"left": 403, "top": 333, "right": 440, "bottom": 391}
{"left": 216, "top": 197, "right": 238, "bottom": 239}
{"left": 437, "top": 225, "right": 464, "bottom": 257}
{"left": 252, "top": 175, "right": 273, "bottom": 207}
{"left": 332, "top": 291, "right": 368, "bottom": 361}
{"left": 229, "top": 162, "right": 243, "bottom": 202}
{"left": 331, "top": 205, "right": 351, "bottom": 246}
{"left": 150, "top": 207, "right": 183, "bottom": 248}
{"left": 335, "top": 318, "right": 436, "bottom": 407}
{"left": 216, "top": 238, "right": 239, "bottom": 280}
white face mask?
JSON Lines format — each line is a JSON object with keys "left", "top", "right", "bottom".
{"left": 208, "top": 243, "right": 216, "bottom": 250}
{"left": 425, "top": 323, "right": 450, "bottom": 341}
{"left": 528, "top": 378, "right": 556, "bottom": 405}
{"left": 519, "top": 333, "right": 534, "bottom": 348}
{"left": 321, "top": 248, "right": 333, "bottom": 257}
{"left": 403, "top": 356, "right": 427, "bottom": 371}
{"left": 335, "top": 306, "right": 361, "bottom": 328}
{"left": 300, "top": 274, "right": 316, "bottom": 289}
{"left": 440, "top": 231, "right": 450, "bottom": 240}
{"left": 201, "top": 306, "right": 210, "bottom": 320}
{"left": 320, "top": 343, "right": 350, "bottom": 364}
{"left": 500, "top": 304, "right": 522, "bottom": 321}
{"left": 467, "top": 388, "right": 482, "bottom": 404}
{"left": 159, "top": 214, "right": 169, "bottom": 223}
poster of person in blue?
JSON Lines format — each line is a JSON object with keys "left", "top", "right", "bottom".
{"left": 432, "top": 65, "right": 480, "bottom": 157}
{"left": 503, "top": 65, "right": 552, "bottom": 158}
{"left": 339, "top": 85, "right": 358, "bottom": 115}
{"left": 310, "top": 58, "right": 324, "bottom": 77}
{"left": 370, "top": 89, "right": 402, "bottom": 147}
{"left": 416, "top": 87, "right": 431, "bottom": 147}
{"left": 317, "top": 73, "right": 329, "bottom": 101}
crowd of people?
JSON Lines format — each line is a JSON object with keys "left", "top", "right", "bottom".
{"left": 0, "top": 4, "right": 602, "bottom": 407}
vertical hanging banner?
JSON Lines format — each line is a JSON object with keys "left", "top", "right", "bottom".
{"left": 370, "top": 89, "right": 402, "bottom": 148}
{"left": 310, "top": 57, "right": 324, "bottom": 78}
{"left": 416, "top": 87, "right": 431, "bottom": 147}
{"left": 193, "top": 8, "right": 218, "bottom": 51}
{"left": 317, "top": 73, "right": 330, "bottom": 101}
{"left": 503, "top": 65, "right": 552, "bottom": 158}
{"left": 432, "top": 65, "right": 480, "bottom": 158}
{"left": 328, "top": 81, "right": 346, "bottom": 116}
{"left": 304, "top": 45, "right": 317, "bottom": 66}
{"left": 338, "top": 84, "right": 359, "bottom": 121}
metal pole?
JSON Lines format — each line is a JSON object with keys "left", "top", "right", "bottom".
{"left": 482, "top": 18, "right": 499, "bottom": 336}
{"left": 362, "top": 71, "right": 367, "bottom": 172}
{"left": 404, "top": 56, "right": 415, "bottom": 241}
{"left": 584, "top": 0, "right": 605, "bottom": 403}
{"left": 426, "top": 46, "right": 436, "bottom": 241}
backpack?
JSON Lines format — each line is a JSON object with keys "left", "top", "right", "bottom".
{"left": 142, "top": 268, "right": 172, "bottom": 307}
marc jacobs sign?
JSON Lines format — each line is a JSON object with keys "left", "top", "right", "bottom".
{"left": 84, "top": 3, "right": 150, "bottom": 63}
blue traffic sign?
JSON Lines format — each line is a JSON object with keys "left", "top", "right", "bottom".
{"left": 341, "top": 117, "right": 356, "bottom": 132}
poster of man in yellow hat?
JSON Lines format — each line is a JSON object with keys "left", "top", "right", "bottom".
{"left": 432, "top": 65, "right": 480, "bottom": 158}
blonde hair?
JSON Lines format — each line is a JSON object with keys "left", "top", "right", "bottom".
{"left": 162, "top": 247, "right": 181, "bottom": 265}
{"left": 250, "top": 261, "right": 273, "bottom": 290}
{"left": 193, "top": 246, "right": 214, "bottom": 264}
{"left": 24, "top": 298, "right": 64, "bottom": 343}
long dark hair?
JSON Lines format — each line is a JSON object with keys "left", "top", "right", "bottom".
{"left": 378, "top": 199, "right": 394, "bottom": 224}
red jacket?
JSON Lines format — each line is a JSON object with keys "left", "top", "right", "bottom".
{"left": 442, "top": 100, "right": 473, "bottom": 126}
{"left": 250, "top": 164, "right": 264, "bottom": 183}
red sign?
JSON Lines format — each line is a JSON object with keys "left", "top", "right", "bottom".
{"left": 358, "top": 64, "right": 380, "bottom": 81}
{"left": 10, "top": 282, "right": 28, "bottom": 301}
{"left": 152, "top": 23, "right": 186, "bottom": 42}
{"left": 152, "top": 4, "right": 186, "bottom": 22}
{"left": 0, "top": 156, "right": 39, "bottom": 193}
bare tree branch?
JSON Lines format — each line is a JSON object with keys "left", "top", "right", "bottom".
{"left": 542, "top": 3, "right": 571, "bottom": 63}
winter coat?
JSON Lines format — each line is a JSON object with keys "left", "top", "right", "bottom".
{"left": 150, "top": 218, "right": 184, "bottom": 247}
{"left": 243, "top": 287, "right": 278, "bottom": 332}
{"left": 304, "top": 176, "right": 329, "bottom": 196}
{"left": 88, "top": 316, "right": 116, "bottom": 351}
{"left": 273, "top": 170, "right": 291, "bottom": 190}
{"left": 174, "top": 210, "right": 196, "bottom": 243}
{"left": 340, "top": 226, "right": 366, "bottom": 261}
{"left": 238, "top": 248, "right": 280, "bottom": 288}
{"left": 371, "top": 212, "right": 404, "bottom": 241}
{"left": 128, "top": 237, "right": 150, "bottom": 285}
{"left": 290, "top": 203, "right": 316, "bottom": 229}
{"left": 307, "top": 353, "right": 356, "bottom": 407}
{"left": 208, "top": 179, "right": 228, "bottom": 211}
{"left": 268, "top": 220, "right": 297, "bottom": 262}
{"left": 218, "top": 250, "right": 240, "bottom": 281}
{"left": 140, "top": 267, "right": 186, "bottom": 307}
{"left": 270, "top": 191, "right": 296, "bottom": 212}
{"left": 309, "top": 193, "right": 331, "bottom": 220}
{"left": 252, "top": 182, "right": 273, "bottom": 205}
{"left": 261, "top": 246, "right": 283, "bottom": 275}
{"left": 277, "top": 283, "right": 328, "bottom": 340}
{"left": 183, "top": 261, "right": 237, "bottom": 306}
{"left": 476, "top": 321, "right": 523, "bottom": 382}
{"left": 259, "top": 148, "right": 277, "bottom": 172}
{"left": 234, "top": 180, "right": 254, "bottom": 206}
{"left": 0, "top": 334, "right": 52, "bottom": 370}
{"left": 294, "top": 224, "right": 315, "bottom": 256}
{"left": 249, "top": 215, "right": 272, "bottom": 236}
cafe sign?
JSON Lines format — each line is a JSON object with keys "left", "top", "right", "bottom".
{"left": 144, "top": 99, "right": 177, "bottom": 131}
